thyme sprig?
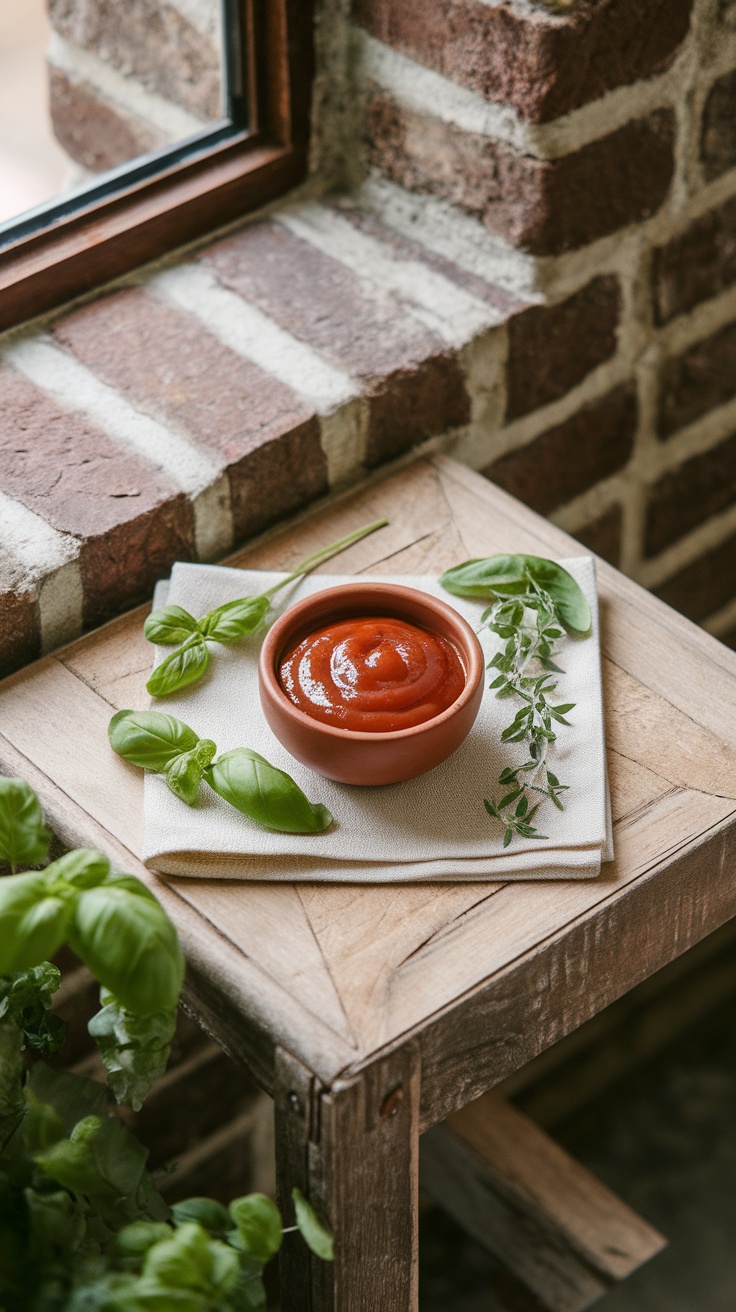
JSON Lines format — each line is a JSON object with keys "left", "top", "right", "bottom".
{"left": 441, "top": 553, "right": 591, "bottom": 847}
{"left": 480, "top": 573, "right": 576, "bottom": 845}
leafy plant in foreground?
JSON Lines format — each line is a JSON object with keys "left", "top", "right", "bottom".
{"left": 0, "top": 777, "right": 333, "bottom": 1311}
{"left": 441, "top": 554, "right": 591, "bottom": 845}
{"left": 145, "top": 518, "right": 388, "bottom": 697}
{"left": 109, "top": 710, "right": 333, "bottom": 833}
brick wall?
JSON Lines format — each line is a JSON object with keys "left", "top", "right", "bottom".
{"left": 2, "top": 0, "right": 736, "bottom": 674}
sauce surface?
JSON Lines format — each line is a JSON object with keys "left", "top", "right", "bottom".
{"left": 279, "top": 614, "right": 465, "bottom": 732}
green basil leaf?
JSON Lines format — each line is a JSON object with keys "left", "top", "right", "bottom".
{"left": 164, "top": 741, "right": 216, "bottom": 807}
{"left": 0, "top": 871, "right": 74, "bottom": 974}
{"left": 143, "top": 1222, "right": 240, "bottom": 1298}
{"left": 441, "top": 554, "right": 591, "bottom": 635}
{"left": 109, "top": 710, "right": 201, "bottom": 772}
{"left": 291, "top": 1187, "right": 334, "bottom": 1261}
{"left": 205, "top": 750, "right": 333, "bottom": 834}
{"left": 88, "top": 989, "right": 177, "bottom": 1110}
{"left": 43, "top": 849, "right": 111, "bottom": 891}
{"left": 22, "top": 1095, "right": 66, "bottom": 1155}
{"left": 116, "top": 1221, "right": 173, "bottom": 1257}
{"left": 229, "top": 1194, "right": 282, "bottom": 1262}
{"left": 200, "top": 595, "right": 271, "bottom": 643}
{"left": 171, "top": 1198, "right": 232, "bottom": 1238}
{"left": 1, "top": 963, "right": 65, "bottom": 1055}
{"left": 70, "top": 879, "right": 184, "bottom": 1015}
{"left": 147, "top": 636, "right": 211, "bottom": 698}
{"left": 144, "top": 606, "right": 201, "bottom": 646}
{"left": 0, "top": 777, "right": 51, "bottom": 870}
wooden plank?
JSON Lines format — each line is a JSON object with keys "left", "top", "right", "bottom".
{"left": 412, "top": 808, "right": 736, "bottom": 1128}
{"left": 309, "top": 1046, "right": 420, "bottom": 1312}
{"left": 420, "top": 1093, "right": 665, "bottom": 1312}
{"left": 276, "top": 1047, "right": 322, "bottom": 1311}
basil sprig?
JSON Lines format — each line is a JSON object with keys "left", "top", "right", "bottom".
{"left": 146, "top": 518, "right": 388, "bottom": 697}
{"left": 109, "top": 710, "right": 333, "bottom": 834}
{"left": 441, "top": 553, "right": 591, "bottom": 845}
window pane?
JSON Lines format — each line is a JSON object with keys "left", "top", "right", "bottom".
{"left": 0, "top": 0, "right": 225, "bottom": 231}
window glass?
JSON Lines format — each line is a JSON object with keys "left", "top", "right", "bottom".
{"left": 0, "top": 0, "right": 226, "bottom": 236}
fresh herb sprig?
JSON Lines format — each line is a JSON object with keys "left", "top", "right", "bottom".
{"left": 146, "top": 517, "right": 388, "bottom": 697}
{"left": 441, "top": 554, "right": 591, "bottom": 845}
{"left": 109, "top": 709, "right": 333, "bottom": 833}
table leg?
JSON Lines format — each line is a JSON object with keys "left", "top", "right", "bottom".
{"left": 276, "top": 1045, "right": 420, "bottom": 1312}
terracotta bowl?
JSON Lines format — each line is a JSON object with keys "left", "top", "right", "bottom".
{"left": 258, "top": 582, "right": 484, "bottom": 786}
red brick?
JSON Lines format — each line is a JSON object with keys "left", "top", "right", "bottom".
{"left": 506, "top": 277, "right": 621, "bottom": 420}
{"left": 354, "top": 0, "right": 692, "bottom": 124}
{"left": 482, "top": 383, "right": 637, "bottom": 516}
{"left": 0, "top": 365, "right": 194, "bottom": 625}
{"left": 203, "top": 222, "right": 470, "bottom": 459}
{"left": 573, "top": 504, "right": 623, "bottom": 567}
{"left": 49, "top": 68, "right": 159, "bottom": 172}
{"left": 659, "top": 320, "right": 736, "bottom": 439}
{"left": 53, "top": 288, "right": 328, "bottom": 542}
{"left": 652, "top": 195, "right": 736, "bottom": 325}
{"left": 49, "top": 0, "right": 221, "bottom": 121}
{"left": 645, "top": 431, "right": 736, "bottom": 556}
{"left": 368, "top": 97, "right": 675, "bottom": 256}
{"left": 654, "top": 530, "right": 736, "bottom": 623}
{"left": 701, "top": 69, "right": 736, "bottom": 182}
{"left": 0, "top": 580, "right": 40, "bottom": 678}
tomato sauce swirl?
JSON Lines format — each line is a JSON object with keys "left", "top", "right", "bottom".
{"left": 278, "top": 615, "right": 466, "bottom": 732}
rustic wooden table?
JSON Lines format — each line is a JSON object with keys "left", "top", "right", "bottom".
{"left": 2, "top": 455, "right": 735, "bottom": 1310}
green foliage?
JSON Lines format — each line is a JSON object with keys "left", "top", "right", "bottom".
{"left": 206, "top": 749, "right": 333, "bottom": 834}
{"left": 110, "top": 710, "right": 333, "bottom": 834}
{"left": 442, "top": 554, "right": 591, "bottom": 843}
{"left": 0, "top": 778, "right": 333, "bottom": 1311}
{"left": 142, "top": 518, "right": 388, "bottom": 697}
{"left": 440, "top": 553, "right": 591, "bottom": 635}
{"left": 292, "top": 1188, "right": 334, "bottom": 1261}
{"left": 0, "top": 777, "right": 51, "bottom": 872}
{"left": 88, "top": 990, "right": 177, "bottom": 1112}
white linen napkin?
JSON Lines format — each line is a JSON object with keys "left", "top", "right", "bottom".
{"left": 142, "top": 558, "right": 612, "bottom": 881}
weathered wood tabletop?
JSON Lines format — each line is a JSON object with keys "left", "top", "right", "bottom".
{"left": 2, "top": 454, "right": 735, "bottom": 1308}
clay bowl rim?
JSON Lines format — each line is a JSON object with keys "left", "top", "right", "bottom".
{"left": 259, "top": 581, "right": 485, "bottom": 744}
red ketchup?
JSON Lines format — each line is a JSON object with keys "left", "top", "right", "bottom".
{"left": 278, "top": 615, "right": 465, "bottom": 733}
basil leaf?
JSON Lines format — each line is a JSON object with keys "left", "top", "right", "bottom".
{"left": 88, "top": 988, "right": 177, "bottom": 1111}
{"left": 0, "top": 963, "right": 65, "bottom": 1056}
{"left": 70, "top": 878, "right": 184, "bottom": 1015}
{"left": 0, "top": 777, "right": 51, "bottom": 870}
{"left": 200, "top": 595, "right": 271, "bottom": 643}
{"left": 441, "top": 554, "right": 591, "bottom": 635}
{"left": 0, "top": 871, "right": 75, "bottom": 975}
{"left": 291, "top": 1187, "right": 334, "bottom": 1261}
{"left": 144, "top": 605, "right": 201, "bottom": 646}
{"left": 43, "top": 849, "right": 111, "bottom": 891}
{"left": 109, "top": 710, "right": 200, "bottom": 772}
{"left": 171, "top": 1198, "right": 232, "bottom": 1237}
{"left": 147, "top": 635, "right": 211, "bottom": 698}
{"left": 164, "top": 741, "right": 216, "bottom": 807}
{"left": 143, "top": 1222, "right": 240, "bottom": 1299}
{"left": 229, "top": 1194, "right": 282, "bottom": 1262}
{"left": 205, "top": 750, "right": 333, "bottom": 834}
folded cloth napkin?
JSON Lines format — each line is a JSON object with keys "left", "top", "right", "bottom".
{"left": 142, "top": 558, "right": 613, "bottom": 882}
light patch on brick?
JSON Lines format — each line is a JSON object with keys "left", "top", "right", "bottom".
{"left": 48, "top": 31, "right": 208, "bottom": 139}
{"left": 277, "top": 203, "right": 501, "bottom": 345}
{"left": 168, "top": 0, "right": 221, "bottom": 39}
{"left": 360, "top": 175, "right": 539, "bottom": 295}
{"left": 359, "top": 30, "right": 688, "bottom": 162}
{"left": 39, "top": 561, "right": 85, "bottom": 652}
{"left": 192, "top": 472, "right": 233, "bottom": 562}
{"left": 7, "top": 338, "right": 222, "bottom": 499}
{"left": 151, "top": 265, "right": 358, "bottom": 413}
{"left": 0, "top": 489, "right": 83, "bottom": 651}
{"left": 319, "top": 398, "right": 369, "bottom": 487}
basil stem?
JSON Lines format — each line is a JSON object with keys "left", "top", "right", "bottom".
{"left": 144, "top": 517, "right": 388, "bottom": 697}
{"left": 109, "top": 710, "right": 334, "bottom": 834}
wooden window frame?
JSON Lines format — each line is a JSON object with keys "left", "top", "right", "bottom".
{"left": 0, "top": 0, "right": 314, "bottom": 334}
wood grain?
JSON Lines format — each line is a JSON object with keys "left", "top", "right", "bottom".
{"left": 1, "top": 454, "right": 736, "bottom": 1114}
{"left": 421, "top": 1092, "right": 665, "bottom": 1312}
